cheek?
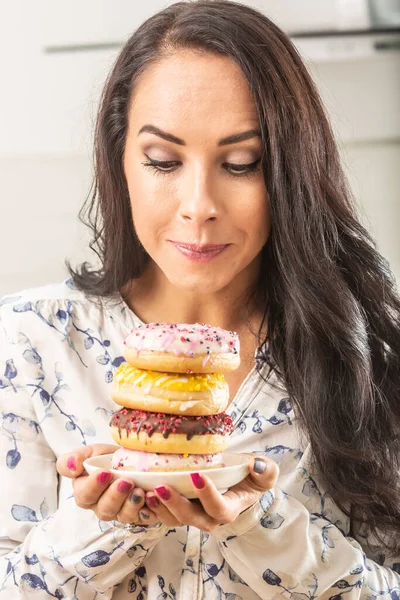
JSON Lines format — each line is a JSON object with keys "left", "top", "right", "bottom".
{"left": 260, "top": 200, "right": 271, "bottom": 239}
{"left": 127, "top": 171, "right": 175, "bottom": 232}
{"left": 130, "top": 197, "right": 170, "bottom": 249}
{"left": 235, "top": 188, "right": 271, "bottom": 243}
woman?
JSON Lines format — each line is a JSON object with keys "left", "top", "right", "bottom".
{"left": 1, "top": 0, "right": 399, "bottom": 598}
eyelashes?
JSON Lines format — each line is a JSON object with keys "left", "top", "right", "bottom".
{"left": 141, "top": 155, "right": 261, "bottom": 180}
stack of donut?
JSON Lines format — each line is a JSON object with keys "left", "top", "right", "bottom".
{"left": 109, "top": 323, "right": 240, "bottom": 472}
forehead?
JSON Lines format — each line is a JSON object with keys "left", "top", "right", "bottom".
{"left": 129, "top": 50, "right": 260, "bottom": 135}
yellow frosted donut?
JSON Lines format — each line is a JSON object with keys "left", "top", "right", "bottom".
{"left": 111, "top": 363, "right": 229, "bottom": 416}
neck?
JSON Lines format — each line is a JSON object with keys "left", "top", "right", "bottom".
{"left": 122, "top": 260, "right": 263, "bottom": 334}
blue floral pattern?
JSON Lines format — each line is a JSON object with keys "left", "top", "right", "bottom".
{"left": 0, "top": 281, "right": 398, "bottom": 599}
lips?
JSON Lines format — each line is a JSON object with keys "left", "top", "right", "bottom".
{"left": 170, "top": 241, "right": 229, "bottom": 263}
{"left": 172, "top": 242, "right": 227, "bottom": 252}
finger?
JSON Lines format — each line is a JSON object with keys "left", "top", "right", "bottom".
{"left": 246, "top": 456, "right": 279, "bottom": 492}
{"left": 137, "top": 507, "right": 159, "bottom": 526}
{"left": 152, "top": 485, "right": 217, "bottom": 532}
{"left": 188, "top": 473, "right": 238, "bottom": 523}
{"left": 226, "top": 456, "right": 279, "bottom": 500}
{"left": 145, "top": 492, "right": 180, "bottom": 528}
{"left": 56, "top": 444, "right": 119, "bottom": 478}
{"left": 95, "top": 477, "right": 136, "bottom": 521}
{"left": 73, "top": 469, "right": 115, "bottom": 508}
{"left": 116, "top": 487, "right": 153, "bottom": 525}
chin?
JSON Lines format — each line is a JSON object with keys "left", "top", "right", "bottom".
{"left": 166, "top": 271, "right": 231, "bottom": 294}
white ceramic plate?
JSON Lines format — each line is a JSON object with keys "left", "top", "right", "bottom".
{"left": 83, "top": 452, "right": 250, "bottom": 499}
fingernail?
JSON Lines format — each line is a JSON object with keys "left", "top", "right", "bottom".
{"left": 253, "top": 458, "right": 266, "bottom": 474}
{"left": 146, "top": 495, "right": 160, "bottom": 509}
{"left": 139, "top": 510, "right": 150, "bottom": 520}
{"left": 67, "top": 457, "right": 76, "bottom": 471}
{"left": 190, "top": 473, "right": 205, "bottom": 489}
{"left": 118, "top": 480, "right": 132, "bottom": 494}
{"left": 130, "top": 493, "right": 143, "bottom": 504}
{"left": 97, "top": 471, "right": 112, "bottom": 484}
{"left": 155, "top": 486, "right": 171, "bottom": 501}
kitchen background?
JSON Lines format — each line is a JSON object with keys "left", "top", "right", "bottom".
{"left": 0, "top": 0, "right": 399, "bottom": 298}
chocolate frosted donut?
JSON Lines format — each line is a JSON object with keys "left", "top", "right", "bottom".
{"left": 123, "top": 322, "right": 240, "bottom": 373}
{"left": 110, "top": 408, "right": 234, "bottom": 454}
{"left": 110, "top": 408, "right": 233, "bottom": 440}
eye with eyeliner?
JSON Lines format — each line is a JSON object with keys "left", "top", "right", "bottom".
{"left": 141, "top": 155, "right": 261, "bottom": 179}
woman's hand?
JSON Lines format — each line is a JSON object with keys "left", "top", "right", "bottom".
{"left": 56, "top": 444, "right": 158, "bottom": 525}
{"left": 145, "top": 455, "right": 279, "bottom": 532}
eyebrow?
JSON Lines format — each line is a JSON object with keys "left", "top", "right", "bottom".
{"left": 138, "top": 124, "right": 261, "bottom": 146}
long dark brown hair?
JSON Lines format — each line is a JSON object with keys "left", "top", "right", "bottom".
{"left": 69, "top": 0, "right": 400, "bottom": 554}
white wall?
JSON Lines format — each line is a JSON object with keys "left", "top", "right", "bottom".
{"left": 0, "top": 1, "right": 399, "bottom": 298}
{"left": 308, "top": 55, "right": 400, "bottom": 280}
{"left": 341, "top": 141, "right": 400, "bottom": 277}
{"left": 0, "top": 156, "right": 92, "bottom": 294}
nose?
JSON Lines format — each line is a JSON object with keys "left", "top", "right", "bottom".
{"left": 178, "top": 163, "right": 220, "bottom": 224}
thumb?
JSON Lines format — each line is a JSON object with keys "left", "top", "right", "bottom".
{"left": 56, "top": 444, "right": 119, "bottom": 478}
{"left": 247, "top": 455, "right": 279, "bottom": 492}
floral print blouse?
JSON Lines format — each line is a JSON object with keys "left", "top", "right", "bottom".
{"left": 0, "top": 280, "right": 399, "bottom": 600}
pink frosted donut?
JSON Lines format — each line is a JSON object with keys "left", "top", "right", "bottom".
{"left": 111, "top": 447, "right": 224, "bottom": 472}
{"left": 123, "top": 323, "right": 240, "bottom": 373}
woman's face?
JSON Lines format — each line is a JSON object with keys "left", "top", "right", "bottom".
{"left": 124, "top": 50, "right": 270, "bottom": 295}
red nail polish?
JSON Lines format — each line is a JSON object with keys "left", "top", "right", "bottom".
{"left": 97, "top": 471, "right": 112, "bottom": 484}
{"left": 67, "top": 457, "right": 76, "bottom": 471}
{"left": 155, "top": 486, "right": 171, "bottom": 501}
{"left": 118, "top": 480, "right": 132, "bottom": 494}
{"left": 190, "top": 473, "right": 205, "bottom": 489}
{"left": 146, "top": 495, "right": 160, "bottom": 509}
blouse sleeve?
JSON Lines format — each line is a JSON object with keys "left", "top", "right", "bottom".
{"left": 0, "top": 301, "right": 168, "bottom": 599}
{"left": 212, "top": 485, "right": 399, "bottom": 599}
